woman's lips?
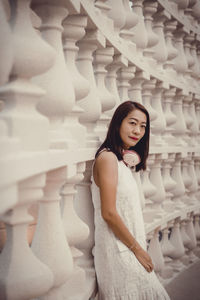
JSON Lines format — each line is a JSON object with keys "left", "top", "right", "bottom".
{"left": 129, "top": 136, "right": 139, "bottom": 141}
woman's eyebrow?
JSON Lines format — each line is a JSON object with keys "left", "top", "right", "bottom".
{"left": 129, "top": 117, "right": 146, "bottom": 124}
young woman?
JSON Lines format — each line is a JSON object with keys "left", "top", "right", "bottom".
{"left": 91, "top": 101, "right": 170, "bottom": 300}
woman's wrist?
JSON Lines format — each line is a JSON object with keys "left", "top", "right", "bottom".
{"left": 128, "top": 241, "right": 141, "bottom": 253}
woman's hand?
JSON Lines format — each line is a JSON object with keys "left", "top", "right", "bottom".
{"left": 133, "top": 246, "right": 154, "bottom": 273}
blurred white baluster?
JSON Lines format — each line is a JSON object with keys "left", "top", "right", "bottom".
{"left": 163, "top": 88, "right": 177, "bottom": 145}
{"left": 172, "top": 26, "right": 188, "bottom": 83}
{"left": 149, "top": 153, "right": 166, "bottom": 214}
{"left": 93, "top": 46, "right": 115, "bottom": 142}
{"left": 180, "top": 219, "right": 192, "bottom": 266}
{"left": 161, "top": 153, "right": 177, "bottom": 213}
{"left": 129, "top": 70, "right": 147, "bottom": 104}
{"left": 32, "top": 1, "right": 76, "bottom": 149}
{"left": 160, "top": 226, "right": 175, "bottom": 281}
{"left": 187, "top": 153, "right": 198, "bottom": 203}
{"left": 194, "top": 156, "right": 200, "bottom": 197}
{"left": 141, "top": 154, "right": 157, "bottom": 222}
{"left": 164, "top": 20, "right": 178, "bottom": 76}
{"left": 181, "top": 157, "right": 193, "bottom": 204}
{"left": 62, "top": 15, "right": 89, "bottom": 148}
{"left": 77, "top": 29, "right": 105, "bottom": 147}
{"left": 171, "top": 90, "right": 187, "bottom": 146}
{"left": 131, "top": 0, "right": 148, "bottom": 57}
{"left": 120, "top": 0, "right": 138, "bottom": 44}
{"left": 106, "top": 0, "right": 126, "bottom": 35}
{"left": 171, "top": 153, "right": 186, "bottom": 209}
{"left": 152, "top": 9, "right": 169, "bottom": 71}
{"left": 142, "top": 78, "right": 157, "bottom": 146}
{"left": 143, "top": 1, "right": 158, "bottom": 67}
{"left": 106, "top": 54, "right": 128, "bottom": 115}
{"left": 32, "top": 167, "right": 73, "bottom": 300}
{"left": 75, "top": 160, "right": 97, "bottom": 299}
{"left": 148, "top": 228, "right": 165, "bottom": 276}
{"left": 0, "top": 174, "right": 54, "bottom": 300}
{"left": 182, "top": 94, "right": 193, "bottom": 145}
{"left": 185, "top": 213, "right": 198, "bottom": 263}
{"left": 61, "top": 162, "right": 90, "bottom": 299}
{"left": 117, "top": 65, "right": 136, "bottom": 102}
{"left": 188, "top": 96, "right": 199, "bottom": 146}
{"left": 169, "top": 218, "right": 185, "bottom": 273}
{"left": 151, "top": 81, "right": 166, "bottom": 146}
{"left": 132, "top": 171, "right": 145, "bottom": 210}
{"left": 194, "top": 215, "right": 200, "bottom": 241}
{"left": 192, "top": 0, "right": 200, "bottom": 21}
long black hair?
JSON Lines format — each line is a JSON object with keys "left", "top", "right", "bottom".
{"left": 95, "top": 101, "right": 150, "bottom": 172}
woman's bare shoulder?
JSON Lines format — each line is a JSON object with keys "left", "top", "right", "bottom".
{"left": 96, "top": 150, "right": 118, "bottom": 167}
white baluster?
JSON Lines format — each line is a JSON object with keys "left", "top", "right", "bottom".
{"left": 188, "top": 96, "right": 199, "bottom": 146}
{"left": 143, "top": 0, "right": 159, "bottom": 66}
{"left": 117, "top": 65, "right": 136, "bottom": 102}
{"left": 182, "top": 94, "right": 193, "bottom": 145}
{"left": 194, "top": 156, "right": 200, "bottom": 196}
{"left": 75, "top": 160, "right": 97, "bottom": 299}
{"left": 76, "top": 29, "right": 105, "bottom": 147}
{"left": 172, "top": 26, "right": 188, "bottom": 82}
{"left": 131, "top": 0, "right": 148, "bottom": 57}
{"left": 187, "top": 153, "right": 198, "bottom": 203}
{"left": 169, "top": 218, "right": 185, "bottom": 273}
{"left": 32, "top": 1, "right": 76, "bottom": 149}
{"left": 148, "top": 228, "right": 165, "bottom": 276}
{"left": 152, "top": 9, "right": 169, "bottom": 71}
{"left": 62, "top": 15, "right": 89, "bottom": 147}
{"left": 141, "top": 154, "right": 157, "bottom": 222}
{"left": 106, "top": 0, "right": 126, "bottom": 35}
{"left": 142, "top": 78, "right": 157, "bottom": 146}
{"left": 192, "top": 0, "right": 200, "bottom": 19}
{"left": 171, "top": 153, "right": 186, "bottom": 209}
{"left": 106, "top": 54, "right": 128, "bottom": 115}
{"left": 60, "top": 162, "right": 90, "bottom": 299}
{"left": 185, "top": 213, "right": 198, "bottom": 263}
{"left": 164, "top": 20, "right": 178, "bottom": 77}
{"left": 163, "top": 88, "right": 177, "bottom": 145}
{"left": 181, "top": 156, "right": 193, "bottom": 204}
{"left": 160, "top": 226, "right": 175, "bottom": 280}
{"left": 149, "top": 153, "right": 166, "bottom": 214}
{"left": 171, "top": 90, "right": 187, "bottom": 146}
{"left": 120, "top": 0, "right": 138, "bottom": 42}
{"left": 31, "top": 167, "right": 73, "bottom": 299}
{"left": 194, "top": 215, "right": 200, "bottom": 241}
{"left": 132, "top": 171, "right": 145, "bottom": 210}
{"left": 0, "top": 174, "right": 54, "bottom": 300}
{"left": 129, "top": 70, "right": 147, "bottom": 104}
{"left": 93, "top": 46, "right": 115, "bottom": 142}
{"left": 151, "top": 81, "right": 166, "bottom": 146}
{"left": 180, "top": 219, "right": 192, "bottom": 266}
{"left": 161, "top": 153, "right": 177, "bottom": 213}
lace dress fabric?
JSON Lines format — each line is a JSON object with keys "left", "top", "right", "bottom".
{"left": 91, "top": 158, "right": 170, "bottom": 300}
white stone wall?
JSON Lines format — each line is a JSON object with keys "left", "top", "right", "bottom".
{"left": 0, "top": 0, "right": 200, "bottom": 299}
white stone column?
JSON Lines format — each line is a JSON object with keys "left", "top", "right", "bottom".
{"left": 31, "top": 167, "right": 73, "bottom": 300}
{"left": 182, "top": 94, "right": 193, "bottom": 145}
{"left": 185, "top": 213, "right": 198, "bottom": 263}
{"left": 161, "top": 153, "right": 177, "bottom": 212}
{"left": 131, "top": 0, "right": 148, "bottom": 57}
{"left": 160, "top": 225, "right": 175, "bottom": 280}
{"left": 171, "top": 153, "right": 186, "bottom": 209}
{"left": 60, "top": 162, "right": 90, "bottom": 299}
{"left": 76, "top": 29, "right": 105, "bottom": 147}
{"left": 106, "top": 0, "right": 126, "bottom": 36}
{"left": 149, "top": 153, "right": 166, "bottom": 214}
{"left": 120, "top": 0, "right": 138, "bottom": 43}
{"left": 187, "top": 153, "right": 198, "bottom": 203}
{"left": 148, "top": 228, "right": 165, "bottom": 276}
{"left": 171, "top": 90, "right": 187, "bottom": 146}
{"left": 180, "top": 218, "right": 193, "bottom": 266}
{"left": 169, "top": 218, "right": 185, "bottom": 273}
{"left": 163, "top": 88, "right": 177, "bottom": 145}
{"left": 188, "top": 96, "right": 199, "bottom": 146}
{"left": 75, "top": 160, "right": 97, "bottom": 299}
{"left": 62, "top": 15, "right": 89, "bottom": 148}
{"left": 117, "top": 65, "right": 136, "bottom": 102}
{"left": 151, "top": 81, "right": 166, "bottom": 146}
{"left": 93, "top": 46, "right": 115, "bottom": 142}
{"left": 164, "top": 20, "right": 178, "bottom": 77}
{"left": 129, "top": 70, "right": 146, "bottom": 104}
{"left": 0, "top": 174, "right": 54, "bottom": 300}
{"left": 143, "top": 1, "right": 158, "bottom": 67}
{"left": 181, "top": 156, "right": 193, "bottom": 204}
{"left": 105, "top": 54, "right": 128, "bottom": 115}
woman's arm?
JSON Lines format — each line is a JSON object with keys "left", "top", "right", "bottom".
{"left": 93, "top": 151, "right": 153, "bottom": 273}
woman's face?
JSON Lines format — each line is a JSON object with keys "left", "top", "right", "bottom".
{"left": 119, "top": 109, "right": 147, "bottom": 149}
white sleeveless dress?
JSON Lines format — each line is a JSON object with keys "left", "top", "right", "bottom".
{"left": 91, "top": 157, "right": 170, "bottom": 300}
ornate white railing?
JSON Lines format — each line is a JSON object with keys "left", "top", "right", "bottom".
{"left": 0, "top": 0, "right": 200, "bottom": 299}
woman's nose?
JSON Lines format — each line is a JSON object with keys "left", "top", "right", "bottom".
{"left": 133, "top": 125, "right": 141, "bottom": 134}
